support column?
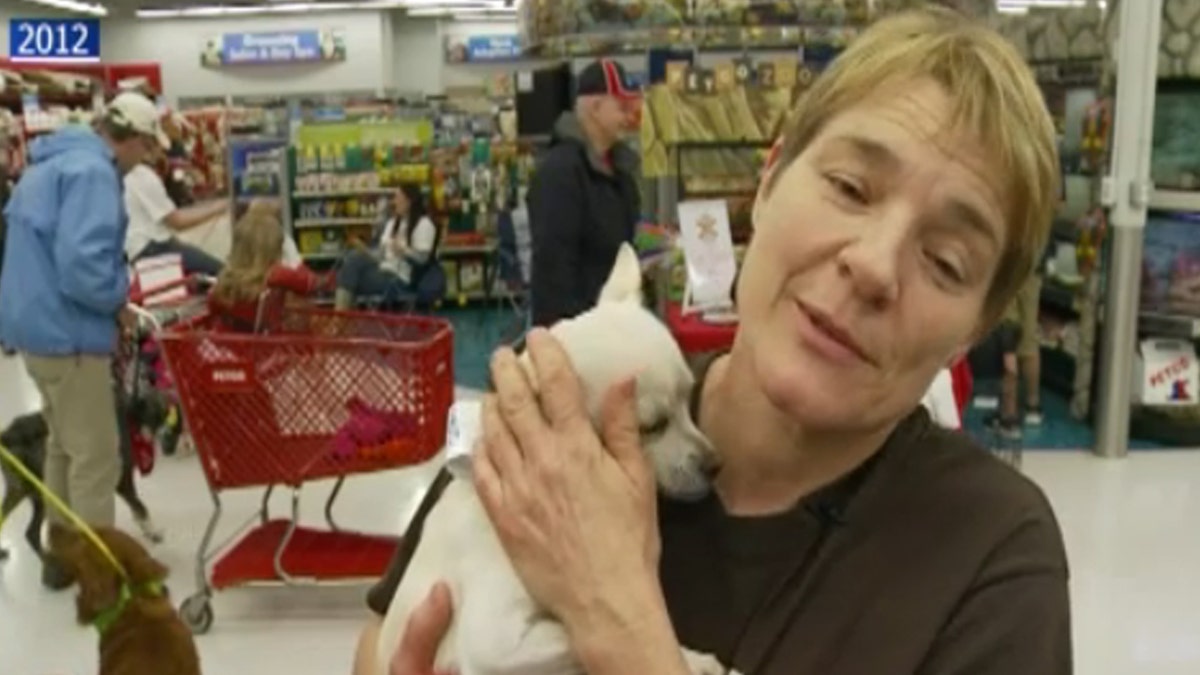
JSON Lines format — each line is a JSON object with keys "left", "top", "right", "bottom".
{"left": 1095, "top": 0, "right": 1164, "bottom": 458}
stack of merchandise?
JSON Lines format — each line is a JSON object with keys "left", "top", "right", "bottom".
{"left": 179, "top": 108, "right": 229, "bottom": 199}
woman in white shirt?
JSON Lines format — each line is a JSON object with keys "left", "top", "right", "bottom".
{"left": 124, "top": 151, "right": 229, "bottom": 275}
{"left": 334, "top": 184, "right": 439, "bottom": 310}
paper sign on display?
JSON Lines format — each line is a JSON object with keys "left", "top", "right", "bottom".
{"left": 133, "top": 254, "right": 187, "bottom": 307}
{"left": 677, "top": 199, "right": 737, "bottom": 313}
{"left": 444, "top": 400, "right": 482, "bottom": 479}
{"left": 1134, "top": 339, "right": 1199, "bottom": 406}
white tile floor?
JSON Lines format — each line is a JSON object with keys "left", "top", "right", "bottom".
{"left": 2, "top": 352, "right": 1200, "bottom": 674}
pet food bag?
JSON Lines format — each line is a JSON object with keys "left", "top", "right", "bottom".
{"left": 1133, "top": 339, "right": 1200, "bottom": 406}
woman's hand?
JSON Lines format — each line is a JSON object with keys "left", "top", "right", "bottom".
{"left": 389, "top": 582, "right": 457, "bottom": 675}
{"left": 473, "top": 329, "right": 679, "bottom": 670}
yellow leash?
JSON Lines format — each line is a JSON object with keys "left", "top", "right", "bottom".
{"left": 0, "top": 441, "right": 128, "bottom": 581}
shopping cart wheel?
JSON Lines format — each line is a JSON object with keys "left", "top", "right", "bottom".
{"left": 180, "top": 593, "right": 214, "bottom": 634}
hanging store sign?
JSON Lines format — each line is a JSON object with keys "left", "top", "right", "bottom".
{"left": 9, "top": 18, "right": 101, "bottom": 63}
{"left": 201, "top": 29, "right": 346, "bottom": 68}
{"left": 445, "top": 35, "right": 523, "bottom": 64}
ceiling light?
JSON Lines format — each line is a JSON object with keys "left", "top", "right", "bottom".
{"left": 22, "top": 0, "right": 108, "bottom": 16}
{"left": 137, "top": 1, "right": 407, "bottom": 19}
{"left": 996, "top": 0, "right": 1105, "bottom": 13}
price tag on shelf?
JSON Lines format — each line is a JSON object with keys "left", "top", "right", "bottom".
{"left": 21, "top": 92, "right": 40, "bottom": 115}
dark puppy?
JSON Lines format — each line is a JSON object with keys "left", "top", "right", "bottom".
{"left": 60, "top": 525, "right": 201, "bottom": 675}
{"left": 0, "top": 403, "right": 166, "bottom": 561}
{"left": 0, "top": 414, "right": 48, "bottom": 560}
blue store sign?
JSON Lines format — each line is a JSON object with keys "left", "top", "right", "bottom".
{"left": 9, "top": 18, "right": 101, "bottom": 63}
{"left": 201, "top": 29, "right": 346, "bottom": 67}
{"left": 446, "top": 35, "right": 523, "bottom": 63}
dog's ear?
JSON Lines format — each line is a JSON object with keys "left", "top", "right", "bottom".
{"left": 61, "top": 531, "right": 122, "bottom": 625}
{"left": 598, "top": 243, "right": 643, "bottom": 306}
{"left": 116, "top": 534, "right": 169, "bottom": 586}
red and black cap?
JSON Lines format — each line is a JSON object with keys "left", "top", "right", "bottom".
{"left": 575, "top": 58, "right": 641, "bottom": 101}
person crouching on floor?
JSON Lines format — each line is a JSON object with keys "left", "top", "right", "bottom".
{"left": 208, "top": 201, "right": 334, "bottom": 331}
{"left": 334, "top": 183, "right": 440, "bottom": 310}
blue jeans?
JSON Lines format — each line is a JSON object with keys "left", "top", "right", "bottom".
{"left": 136, "top": 238, "right": 224, "bottom": 277}
{"left": 336, "top": 250, "right": 409, "bottom": 300}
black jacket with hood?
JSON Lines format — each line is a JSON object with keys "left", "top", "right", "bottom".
{"left": 527, "top": 112, "right": 640, "bottom": 327}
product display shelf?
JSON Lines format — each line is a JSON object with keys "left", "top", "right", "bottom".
{"left": 672, "top": 139, "right": 771, "bottom": 243}
{"left": 294, "top": 217, "right": 377, "bottom": 230}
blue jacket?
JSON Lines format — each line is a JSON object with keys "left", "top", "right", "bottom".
{"left": 0, "top": 127, "right": 129, "bottom": 356}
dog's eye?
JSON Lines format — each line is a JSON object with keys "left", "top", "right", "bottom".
{"left": 639, "top": 417, "right": 670, "bottom": 438}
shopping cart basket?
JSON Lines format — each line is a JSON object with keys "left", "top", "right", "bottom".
{"left": 158, "top": 307, "right": 454, "bottom": 634}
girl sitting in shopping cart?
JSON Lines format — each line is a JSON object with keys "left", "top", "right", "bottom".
{"left": 208, "top": 201, "right": 334, "bottom": 332}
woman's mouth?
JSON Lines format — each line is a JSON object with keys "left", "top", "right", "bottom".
{"left": 793, "top": 300, "right": 874, "bottom": 367}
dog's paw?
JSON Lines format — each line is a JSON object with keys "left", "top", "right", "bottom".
{"left": 137, "top": 519, "right": 165, "bottom": 545}
{"left": 681, "top": 649, "right": 734, "bottom": 675}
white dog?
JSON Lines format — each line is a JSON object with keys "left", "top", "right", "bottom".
{"left": 376, "top": 244, "right": 736, "bottom": 675}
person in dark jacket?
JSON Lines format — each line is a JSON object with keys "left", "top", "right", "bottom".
{"left": 527, "top": 58, "right": 642, "bottom": 327}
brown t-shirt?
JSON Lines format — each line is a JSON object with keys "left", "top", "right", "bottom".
{"left": 367, "top": 362, "right": 1071, "bottom": 675}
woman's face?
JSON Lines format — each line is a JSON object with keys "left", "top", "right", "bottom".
{"left": 737, "top": 78, "right": 1007, "bottom": 433}
{"left": 393, "top": 189, "right": 410, "bottom": 216}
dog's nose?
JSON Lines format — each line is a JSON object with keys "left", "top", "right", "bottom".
{"left": 698, "top": 453, "right": 721, "bottom": 480}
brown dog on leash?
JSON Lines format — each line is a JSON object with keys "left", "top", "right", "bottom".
{"left": 57, "top": 525, "right": 201, "bottom": 675}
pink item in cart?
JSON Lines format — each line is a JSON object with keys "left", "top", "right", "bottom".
{"left": 331, "top": 398, "right": 419, "bottom": 460}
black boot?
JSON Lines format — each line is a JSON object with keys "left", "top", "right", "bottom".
{"left": 42, "top": 524, "right": 76, "bottom": 591}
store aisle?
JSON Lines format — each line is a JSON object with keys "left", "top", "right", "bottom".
{"left": 1, "top": 351, "right": 1199, "bottom": 673}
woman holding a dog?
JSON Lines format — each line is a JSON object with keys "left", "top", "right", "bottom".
{"left": 360, "top": 7, "right": 1069, "bottom": 675}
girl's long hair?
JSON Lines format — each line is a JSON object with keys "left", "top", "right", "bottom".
{"left": 212, "top": 202, "right": 285, "bottom": 306}
{"left": 397, "top": 183, "right": 428, "bottom": 245}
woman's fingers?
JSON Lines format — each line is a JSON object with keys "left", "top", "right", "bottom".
{"left": 600, "top": 377, "right": 647, "bottom": 476}
{"left": 490, "top": 348, "right": 547, "bottom": 444}
{"left": 391, "top": 582, "right": 454, "bottom": 675}
{"left": 480, "top": 394, "right": 528, "bottom": 495}
{"left": 524, "top": 329, "right": 590, "bottom": 430}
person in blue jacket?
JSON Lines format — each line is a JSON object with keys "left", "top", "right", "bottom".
{"left": 0, "top": 91, "right": 160, "bottom": 590}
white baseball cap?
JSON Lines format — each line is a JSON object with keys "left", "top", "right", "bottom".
{"left": 106, "top": 91, "right": 169, "bottom": 149}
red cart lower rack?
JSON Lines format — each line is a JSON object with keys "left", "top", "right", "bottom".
{"left": 158, "top": 307, "right": 454, "bottom": 634}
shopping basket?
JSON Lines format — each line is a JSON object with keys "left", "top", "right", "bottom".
{"left": 159, "top": 307, "right": 454, "bottom": 634}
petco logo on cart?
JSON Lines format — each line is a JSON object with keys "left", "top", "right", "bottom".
{"left": 1151, "top": 358, "right": 1194, "bottom": 401}
{"left": 204, "top": 364, "right": 255, "bottom": 391}
{"left": 1150, "top": 355, "right": 1190, "bottom": 387}
{"left": 211, "top": 368, "right": 247, "bottom": 383}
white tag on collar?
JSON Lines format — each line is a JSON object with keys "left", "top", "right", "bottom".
{"left": 445, "top": 400, "right": 482, "bottom": 479}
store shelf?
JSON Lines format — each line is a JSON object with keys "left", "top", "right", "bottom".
{"left": 442, "top": 244, "right": 497, "bottom": 256}
{"left": 1149, "top": 189, "right": 1200, "bottom": 213}
{"left": 294, "top": 189, "right": 395, "bottom": 199}
{"left": 0, "top": 91, "right": 94, "bottom": 110}
{"left": 294, "top": 218, "right": 376, "bottom": 229}
{"left": 1138, "top": 311, "right": 1200, "bottom": 339}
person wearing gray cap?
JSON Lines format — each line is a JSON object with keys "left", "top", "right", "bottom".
{"left": 0, "top": 91, "right": 160, "bottom": 590}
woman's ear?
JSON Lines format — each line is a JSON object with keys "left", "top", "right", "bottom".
{"left": 752, "top": 139, "right": 786, "bottom": 230}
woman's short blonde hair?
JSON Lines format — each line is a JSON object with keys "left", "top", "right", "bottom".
{"left": 769, "top": 7, "right": 1060, "bottom": 327}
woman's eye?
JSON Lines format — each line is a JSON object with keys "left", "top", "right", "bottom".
{"left": 640, "top": 417, "right": 670, "bottom": 438}
{"left": 825, "top": 174, "right": 868, "bottom": 205}
{"left": 929, "top": 252, "right": 966, "bottom": 284}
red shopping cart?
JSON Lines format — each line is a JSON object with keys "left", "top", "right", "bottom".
{"left": 158, "top": 307, "right": 454, "bottom": 634}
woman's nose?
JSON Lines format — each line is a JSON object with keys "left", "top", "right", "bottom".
{"left": 836, "top": 216, "right": 905, "bottom": 307}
